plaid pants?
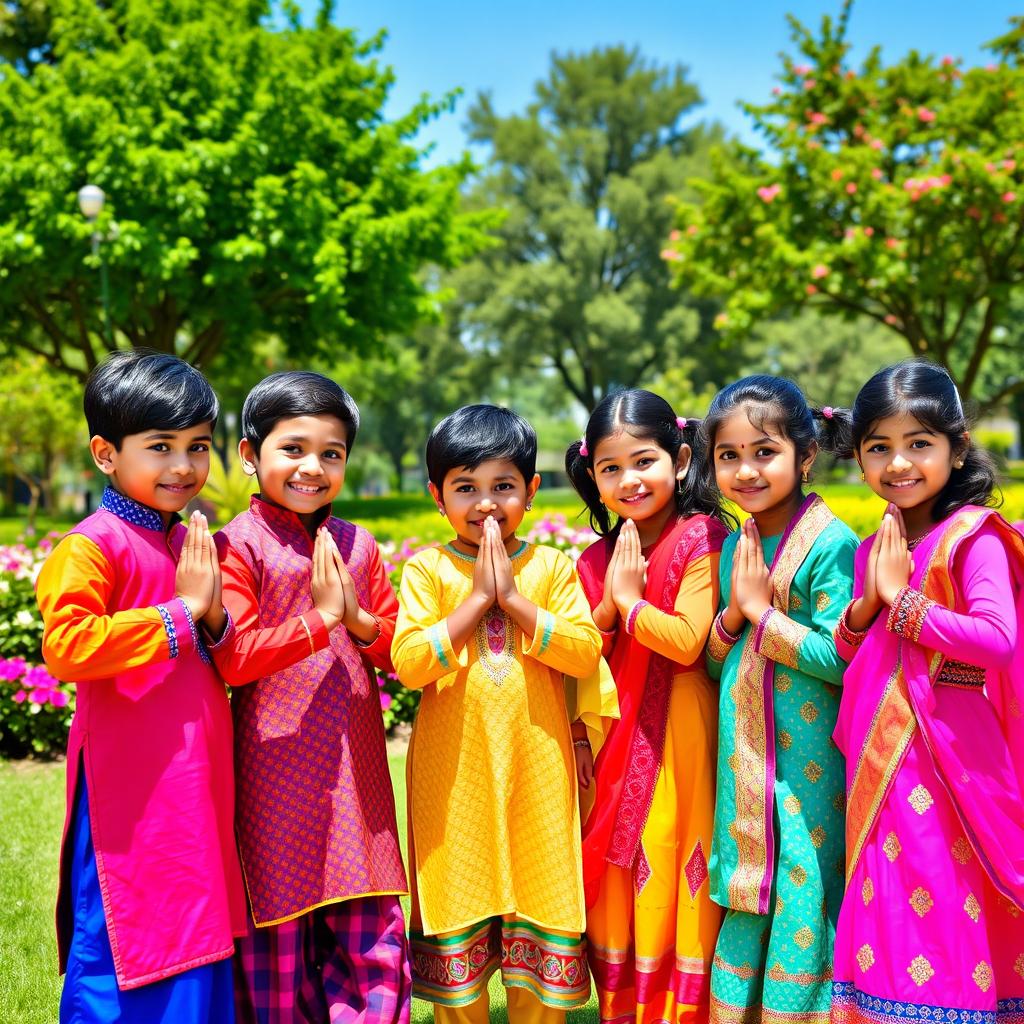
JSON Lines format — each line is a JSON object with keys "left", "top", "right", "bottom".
{"left": 234, "top": 895, "right": 411, "bottom": 1024}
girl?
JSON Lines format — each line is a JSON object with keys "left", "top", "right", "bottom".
{"left": 565, "top": 389, "right": 733, "bottom": 1024}
{"left": 829, "top": 361, "right": 1024, "bottom": 1024}
{"left": 393, "top": 405, "right": 613, "bottom": 1024}
{"left": 702, "top": 375, "right": 857, "bottom": 1024}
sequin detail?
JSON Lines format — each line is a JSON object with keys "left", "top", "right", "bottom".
{"left": 886, "top": 587, "right": 933, "bottom": 643}
{"left": 156, "top": 604, "right": 179, "bottom": 660}
{"left": 99, "top": 486, "right": 166, "bottom": 532}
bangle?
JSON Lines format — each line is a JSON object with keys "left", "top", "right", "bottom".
{"left": 353, "top": 612, "right": 383, "bottom": 648}
{"left": 625, "top": 599, "right": 650, "bottom": 636}
{"left": 573, "top": 738, "right": 592, "bottom": 749}
{"left": 298, "top": 614, "right": 316, "bottom": 658}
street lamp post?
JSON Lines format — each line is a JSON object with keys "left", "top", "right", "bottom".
{"left": 77, "top": 185, "right": 112, "bottom": 344}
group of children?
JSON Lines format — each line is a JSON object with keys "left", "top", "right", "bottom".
{"left": 35, "top": 350, "right": 1024, "bottom": 1024}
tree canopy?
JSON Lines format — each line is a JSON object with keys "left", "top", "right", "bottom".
{"left": 451, "top": 45, "right": 726, "bottom": 412}
{"left": 670, "top": 2, "right": 1024, "bottom": 412}
{"left": 0, "top": 0, "right": 492, "bottom": 377}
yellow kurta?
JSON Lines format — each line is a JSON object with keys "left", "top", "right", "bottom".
{"left": 393, "top": 541, "right": 602, "bottom": 938}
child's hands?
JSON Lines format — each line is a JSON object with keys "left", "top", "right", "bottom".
{"left": 874, "top": 511, "right": 914, "bottom": 606}
{"left": 574, "top": 742, "right": 594, "bottom": 790}
{"left": 311, "top": 527, "right": 345, "bottom": 631}
{"left": 593, "top": 536, "right": 621, "bottom": 631}
{"left": 490, "top": 517, "right": 518, "bottom": 608}
{"left": 734, "top": 518, "right": 774, "bottom": 623}
{"left": 202, "top": 522, "right": 227, "bottom": 638}
{"left": 472, "top": 517, "right": 497, "bottom": 606}
{"left": 611, "top": 519, "right": 647, "bottom": 617}
{"left": 176, "top": 511, "right": 215, "bottom": 620}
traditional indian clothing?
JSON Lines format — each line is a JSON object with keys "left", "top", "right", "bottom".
{"left": 213, "top": 496, "right": 410, "bottom": 1024}
{"left": 36, "top": 486, "right": 247, "bottom": 1023}
{"left": 706, "top": 494, "right": 857, "bottom": 1024}
{"left": 831, "top": 507, "right": 1024, "bottom": 1024}
{"left": 575, "top": 513, "right": 728, "bottom": 1024}
{"left": 392, "top": 541, "right": 608, "bottom": 1023}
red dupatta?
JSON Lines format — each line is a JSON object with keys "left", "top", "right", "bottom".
{"left": 576, "top": 513, "right": 727, "bottom": 907}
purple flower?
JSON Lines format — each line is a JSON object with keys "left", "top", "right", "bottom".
{"left": 11, "top": 689, "right": 28, "bottom": 704}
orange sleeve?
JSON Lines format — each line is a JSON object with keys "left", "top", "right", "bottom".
{"left": 37, "top": 534, "right": 191, "bottom": 681}
{"left": 211, "top": 539, "right": 331, "bottom": 687}
{"left": 632, "top": 551, "right": 721, "bottom": 667}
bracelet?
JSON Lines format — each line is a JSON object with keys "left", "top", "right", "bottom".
{"left": 573, "top": 738, "right": 592, "bottom": 749}
{"left": 298, "top": 614, "right": 316, "bottom": 658}
{"left": 353, "top": 612, "right": 383, "bottom": 649}
{"left": 625, "top": 599, "right": 650, "bottom": 636}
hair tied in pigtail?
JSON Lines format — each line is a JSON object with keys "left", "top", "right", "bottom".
{"left": 579, "top": 435, "right": 589, "bottom": 458}
{"left": 822, "top": 406, "right": 834, "bottom": 420}
{"left": 676, "top": 416, "right": 688, "bottom": 429}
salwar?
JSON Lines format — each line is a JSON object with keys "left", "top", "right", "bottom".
{"left": 433, "top": 985, "right": 567, "bottom": 1024}
{"left": 60, "top": 777, "right": 235, "bottom": 1024}
{"left": 233, "top": 895, "right": 411, "bottom": 1024}
{"left": 410, "top": 916, "right": 589, "bottom": 1012}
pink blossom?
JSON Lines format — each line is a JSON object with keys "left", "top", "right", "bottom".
{"left": 985, "top": 63, "right": 999, "bottom": 72}
{"left": 871, "top": 168, "right": 884, "bottom": 180}
{"left": 831, "top": 168, "right": 844, "bottom": 181}
{"left": 1004, "top": 160, "right": 1017, "bottom": 172}
{"left": 660, "top": 248, "right": 681, "bottom": 262}
{"left": 917, "top": 107, "right": 936, "bottom": 123}
{"left": 23, "top": 665, "right": 56, "bottom": 688}
{"left": 793, "top": 63, "right": 812, "bottom": 76}
{"left": 846, "top": 182, "right": 857, "bottom": 194}
{"left": 885, "top": 238, "right": 900, "bottom": 250}
{"left": 986, "top": 162, "right": 998, "bottom": 172}
{"left": 803, "top": 79, "right": 817, "bottom": 91}
{"left": 379, "top": 692, "right": 392, "bottom": 711}
{"left": 807, "top": 112, "right": 828, "bottom": 126}
{"left": 49, "top": 689, "right": 70, "bottom": 708}
{"left": 757, "top": 183, "right": 782, "bottom": 203}
{"left": 941, "top": 56, "right": 955, "bottom": 67}
{"left": 864, "top": 226, "right": 875, "bottom": 237}
{"left": 884, "top": 314, "right": 900, "bottom": 325}
{"left": 686, "top": 224, "right": 699, "bottom": 237}
{"left": 844, "top": 228, "right": 856, "bottom": 240}
{"left": 29, "top": 687, "right": 51, "bottom": 704}
{"left": 1003, "top": 192, "right": 1017, "bottom": 204}
{"left": 811, "top": 263, "right": 830, "bottom": 280}
{"left": 806, "top": 284, "right": 819, "bottom": 295}
{"left": 0, "top": 657, "right": 28, "bottom": 682}
{"left": 870, "top": 138, "right": 884, "bottom": 151}
{"left": 12, "top": 689, "right": 27, "bottom": 704}
{"left": 772, "top": 87, "right": 781, "bottom": 96}
{"left": 669, "top": 229, "right": 681, "bottom": 242}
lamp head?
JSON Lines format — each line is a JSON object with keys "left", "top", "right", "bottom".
{"left": 77, "top": 185, "right": 105, "bottom": 220}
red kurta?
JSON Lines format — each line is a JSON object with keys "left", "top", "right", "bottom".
{"left": 213, "top": 497, "right": 407, "bottom": 927}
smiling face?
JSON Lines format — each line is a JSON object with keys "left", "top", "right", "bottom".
{"left": 240, "top": 414, "right": 348, "bottom": 524}
{"left": 90, "top": 423, "right": 214, "bottom": 522}
{"left": 857, "top": 412, "right": 961, "bottom": 523}
{"left": 589, "top": 430, "right": 689, "bottom": 542}
{"left": 430, "top": 457, "right": 539, "bottom": 553}
{"left": 712, "top": 407, "right": 815, "bottom": 534}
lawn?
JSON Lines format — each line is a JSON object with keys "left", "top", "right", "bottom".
{"left": 0, "top": 756, "right": 599, "bottom": 1023}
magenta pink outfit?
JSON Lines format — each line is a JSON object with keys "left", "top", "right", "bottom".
{"left": 832, "top": 509, "right": 1024, "bottom": 1024}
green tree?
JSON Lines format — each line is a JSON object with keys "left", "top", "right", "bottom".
{"left": 670, "top": 4, "right": 1024, "bottom": 412}
{"left": 452, "top": 46, "right": 728, "bottom": 412}
{"left": 0, "top": 355, "right": 84, "bottom": 525}
{"left": 0, "top": 0, "right": 491, "bottom": 378}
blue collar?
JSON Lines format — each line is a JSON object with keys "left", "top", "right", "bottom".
{"left": 99, "top": 486, "right": 168, "bottom": 533}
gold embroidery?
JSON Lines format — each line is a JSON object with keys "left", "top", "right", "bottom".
{"left": 1000, "top": 894, "right": 1022, "bottom": 918}
{"left": 776, "top": 672, "right": 793, "bottom": 692}
{"left": 816, "top": 591, "right": 831, "bottom": 612}
{"left": 783, "top": 794, "right": 801, "bottom": 815}
{"left": 473, "top": 608, "right": 516, "bottom": 685}
{"left": 907, "top": 954, "right": 935, "bottom": 986}
{"left": 973, "top": 961, "right": 993, "bottom": 993}
{"left": 810, "top": 825, "right": 826, "bottom": 849}
{"left": 804, "top": 760, "right": 823, "bottom": 783}
{"left": 861, "top": 878, "right": 874, "bottom": 906}
{"left": 832, "top": 792, "right": 846, "bottom": 813}
{"left": 766, "top": 962, "right": 834, "bottom": 984}
{"left": 964, "top": 893, "right": 981, "bottom": 922}
{"left": 856, "top": 944, "right": 875, "bottom": 973}
{"left": 790, "top": 865, "right": 807, "bottom": 887}
{"left": 909, "top": 887, "right": 933, "bottom": 918}
{"left": 1014, "top": 953, "right": 1024, "bottom": 980}
{"left": 800, "top": 701, "right": 819, "bottom": 724}
{"left": 778, "top": 729, "right": 793, "bottom": 750}
{"left": 712, "top": 954, "right": 757, "bottom": 981}
{"left": 758, "top": 611, "right": 812, "bottom": 668}
{"left": 883, "top": 832, "right": 902, "bottom": 862}
{"left": 790, "top": 595, "right": 803, "bottom": 611}
{"left": 951, "top": 837, "right": 972, "bottom": 865}
{"left": 793, "top": 926, "right": 814, "bottom": 950}
{"left": 908, "top": 784, "right": 934, "bottom": 815}
{"left": 776, "top": 896, "right": 785, "bottom": 915}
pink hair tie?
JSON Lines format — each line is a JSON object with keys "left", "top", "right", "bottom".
{"left": 676, "top": 416, "right": 688, "bottom": 429}
{"left": 579, "top": 436, "right": 589, "bottom": 458}
{"left": 822, "top": 406, "right": 834, "bottom": 419}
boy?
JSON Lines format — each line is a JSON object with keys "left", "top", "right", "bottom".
{"left": 210, "top": 371, "right": 410, "bottom": 1024}
{"left": 392, "top": 405, "right": 605, "bottom": 1024}
{"left": 36, "top": 349, "right": 247, "bottom": 1023}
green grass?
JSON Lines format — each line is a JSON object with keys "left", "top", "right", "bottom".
{"left": 0, "top": 756, "right": 597, "bottom": 1023}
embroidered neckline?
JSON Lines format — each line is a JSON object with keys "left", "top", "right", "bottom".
{"left": 474, "top": 606, "right": 516, "bottom": 686}
{"left": 250, "top": 494, "right": 332, "bottom": 537}
{"left": 444, "top": 540, "right": 528, "bottom": 563}
{"left": 99, "top": 486, "right": 168, "bottom": 532}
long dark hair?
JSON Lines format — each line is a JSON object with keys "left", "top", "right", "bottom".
{"left": 565, "top": 389, "right": 733, "bottom": 536}
{"left": 839, "top": 360, "right": 999, "bottom": 521}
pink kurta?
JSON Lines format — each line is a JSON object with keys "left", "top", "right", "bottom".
{"left": 213, "top": 498, "right": 407, "bottom": 927}
{"left": 37, "top": 491, "right": 247, "bottom": 990}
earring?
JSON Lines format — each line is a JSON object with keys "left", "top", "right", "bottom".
{"left": 802, "top": 469, "right": 809, "bottom": 484}
{"left": 860, "top": 471, "right": 866, "bottom": 482}
{"left": 437, "top": 507, "right": 445, "bottom": 517}
{"left": 526, "top": 502, "right": 532, "bottom": 511}
{"left": 954, "top": 459, "right": 964, "bottom": 469}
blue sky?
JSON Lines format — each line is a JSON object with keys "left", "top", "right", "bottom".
{"left": 302, "top": 1, "right": 1020, "bottom": 167}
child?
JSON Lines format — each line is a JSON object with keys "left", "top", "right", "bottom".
{"left": 209, "top": 372, "right": 410, "bottom": 1024}
{"left": 36, "top": 349, "right": 247, "bottom": 1023}
{"left": 564, "top": 389, "right": 733, "bottom": 1024}
{"left": 829, "top": 361, "right": 1024, "bottom": 1024}
{"left": 702, "top": 375, "right": 857, "bottom": 1024}
{"left": 392, "top": 405, "right": 605, "bottom": 1023}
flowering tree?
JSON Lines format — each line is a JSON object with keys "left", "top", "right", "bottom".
{"left": 669, "top": 3, "right": 1024, "bottom": 412}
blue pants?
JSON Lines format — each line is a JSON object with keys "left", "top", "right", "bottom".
{"left": 60, "top": 776, "right": 235, "bottom": 1023}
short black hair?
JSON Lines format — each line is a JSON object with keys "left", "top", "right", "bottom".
{"left": 84, "top": 349, "right": 219, "bottom": 448}
{"left": 242, "top": 372, "right": 360, "bottom": 455}
{"left": 426, "top": 405, "right": 537, "bottom": 490}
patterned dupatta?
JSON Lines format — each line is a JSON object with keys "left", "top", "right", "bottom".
{"left": 840, "top": 507, "right": 1024, "bottom": 906}
{"left": 576, "top": 513, "right": 727, "bottom": 907}
{"left": 718, "top": 493, "right": 837, "bottom": 916}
